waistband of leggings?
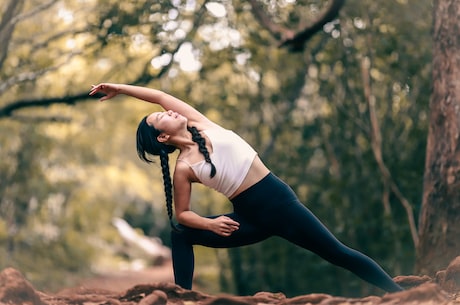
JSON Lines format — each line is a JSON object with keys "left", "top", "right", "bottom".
{"left": 230, "top": 172, "right": 275, "bottom": 204}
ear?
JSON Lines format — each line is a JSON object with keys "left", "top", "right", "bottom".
{"left": 157, "top": 133, "right": 170, "bottom": 143}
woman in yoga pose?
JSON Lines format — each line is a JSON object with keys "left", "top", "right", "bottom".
{"left": 89, "top": 83, "right": 403, "bottom": 293}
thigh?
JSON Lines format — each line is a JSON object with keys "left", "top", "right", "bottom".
{"left": 274, "top": 200, "right": 343, "bottom": 254}
{"left": 178, "top": 213, "right": 272, "bottom": 248}
{"left": 232, "top": 174, "right": 345, "bottom": 257}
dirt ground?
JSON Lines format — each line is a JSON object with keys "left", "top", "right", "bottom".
{"left": 1, "top": 257, "right": 460, "bottom": 305}
{"left": 69, "top": 261, "right": 175, "bottom": 293}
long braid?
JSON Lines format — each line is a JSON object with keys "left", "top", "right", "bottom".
{"left": 187, "top": 126, "right": 216, "bottom": 178}
{"left": 136, "top": 117, "right": 216, "bottom": 231}
{"left": 159, "top": 150, "right": 180, "bottom": 231}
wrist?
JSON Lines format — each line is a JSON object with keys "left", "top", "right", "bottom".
{"left": 117, "top": 84, "right": 127, "bottom": 94}
{"left": 203, "top": 217, "right": 213, "bottom": 231}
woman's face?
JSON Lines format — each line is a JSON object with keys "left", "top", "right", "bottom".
{"left": 146, "top": 110, "right": 187, "bottom": 135}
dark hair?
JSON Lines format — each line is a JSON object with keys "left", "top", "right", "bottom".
{"left": 136, "top": 115, "right": 216, "bottom": 230}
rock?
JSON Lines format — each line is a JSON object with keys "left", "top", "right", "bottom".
{"left": 0, "top": 268, "right": 46, "bottom": 305}
{"left": 253, "top": 291, "right": 286, "bottom": 301}
{"left": 203, "top": 295, "right": 256, "bottom": 305}
{"left": 282, "top": 293, "right": 331, "bottom": 304}
{"left": 0, "top": 266, "right": 459, "bottom": 305}
{"left": 380, "top": 282, "right": 451, "bottom": 305}
{"left": 437, "top": 256, "right": 460, "bottom": 293}
{"left": 120, "top": 282, "right": 210, "bottom": 303}
{"left": 138, "top": 290, "right": 167, "bottom": 305}
{"left": 393, "top": 274, "right": 432, "bottom": 289}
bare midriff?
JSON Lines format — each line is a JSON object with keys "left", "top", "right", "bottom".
{"left": 229, "top": 156, "right": 270, "bottom": 199}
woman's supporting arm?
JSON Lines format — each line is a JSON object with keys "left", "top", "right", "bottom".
{"left": 173, "top": 163, "right": 239, "bottom": 236}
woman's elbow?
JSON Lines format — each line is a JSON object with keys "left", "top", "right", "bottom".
{"left": 175, "top": 211, "right": 188, "bottom": 225}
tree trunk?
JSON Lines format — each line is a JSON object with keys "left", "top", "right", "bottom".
{"left": 416, "top": 0, "right": 460, "bottom": 275}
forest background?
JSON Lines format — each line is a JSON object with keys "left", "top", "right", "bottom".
{"left": 0, "top": 0, "right": 448, "bottom": 299}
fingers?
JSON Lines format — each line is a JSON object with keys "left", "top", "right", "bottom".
{"left": 217, "top": 217, "right": 239, "bottom": 236}
{"left": 221, "top": 216, "right": 240, "bottom": 226}
{"left": 89, "top": 84, "right": 102, "bottom": 95}
{"left": 89, "top": 84, "right": 111, "bottom": 101}
{"left": 89, "top": 83, "right": 110, "bottom": 92}
{"left": 219, "top": 227, "right": 236, "bottom": 236}
{"left": 210, "top": 216, "right": 241, "bottom": 236}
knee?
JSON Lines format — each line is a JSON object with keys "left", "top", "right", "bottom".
{"left": 170, "top": 226, "right": 184, "bottom": 241}
{"left": 171, "top": 228, "right": 192, "bottom": 256}
{"left": 319, "top": 242, "right": 356, "bottom": 265}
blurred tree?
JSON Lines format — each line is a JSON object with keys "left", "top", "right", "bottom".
{"left": 416, "top": 0, "right": 460, "bottom": 276}
{"left": 0, "top": 0, "right": 433, "bottom": 297}
{"left": 214, "top": 0, "right": 430, "bottom": 296}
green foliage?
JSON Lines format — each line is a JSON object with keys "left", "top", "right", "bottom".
{"left": 0, "top": 0, "right": 431, "bottom": 297}
{"left": 0, "top": 122, "right": 92, "bottom": 290}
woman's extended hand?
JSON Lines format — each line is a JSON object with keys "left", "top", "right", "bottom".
{"left": 89, "top": 83, "right": 121, "bottom": 101}
{"left": 209, "top": 216, "right": 240, "bottom": 237}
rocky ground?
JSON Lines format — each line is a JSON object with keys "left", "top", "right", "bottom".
{"left": 1, "top": 257, "right": 460, "bottom": 305}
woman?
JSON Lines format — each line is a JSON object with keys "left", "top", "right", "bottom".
{"left": 89, "top": 83, "right": 403, "bottom": 293}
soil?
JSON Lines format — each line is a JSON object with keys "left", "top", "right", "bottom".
{"left": 68, "top": 261, "right": 174, "bottom": 293}
{"left": 1, "top": 257, "right": 460, "bottom": 305}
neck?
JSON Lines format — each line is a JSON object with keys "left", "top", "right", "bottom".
{"left": 166, "top": 129, "right": 195, "bottom": 152}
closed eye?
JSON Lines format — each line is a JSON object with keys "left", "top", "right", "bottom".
{"left": 156, "top": 112, "right": 166, "bottom": 122}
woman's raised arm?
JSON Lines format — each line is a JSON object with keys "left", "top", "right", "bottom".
{"left": 90, "top": 83, "right": 216, "bottom": 129}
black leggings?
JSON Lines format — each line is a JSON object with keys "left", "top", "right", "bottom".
{"left": 171, "top": 173, "right": 403, "bottom": 292}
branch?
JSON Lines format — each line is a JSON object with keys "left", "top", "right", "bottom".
{"left": 18, "top": 27, "right": 90, "bottom": 49}
{"left": 248, "top": 0, "right": 346, "bottom": 52}
{"left": 11, "top": 114, "right": 72, "bottom": 123}
{"left": 0, "top": 0, "right": 24, "bottom": 69}
{"left": 0, "top": 0, "right": 58, "bottom": 69}
{"left": 0, "top": 93, "right": 95, "bottom": 118}
{"left": 247, "top": 0, "right": 295, "bottom": 41}
{"left": 280, "top": 0, "right": 346, "bottom": 51}
{"left": 9, "top": 0, "right": 58, "bottom": 25}
{"left": 0, "top": 50, "right": 82, "bottom": 95}
{"left": 0, "top": 1, "right": 212, "bottom": 119}
{"left": 361, "top": 57, "right": 419, "bottom": 248}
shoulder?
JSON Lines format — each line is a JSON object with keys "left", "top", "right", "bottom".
{"left": 189, "top": 120, "right": 224, "bottom": 132}
{"left": 174, "top": 160, "right": 199, "bottom": 184}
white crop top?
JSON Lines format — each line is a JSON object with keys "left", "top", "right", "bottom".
{"left": 178, "top": 128, "right": 257, "bottom": 197}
